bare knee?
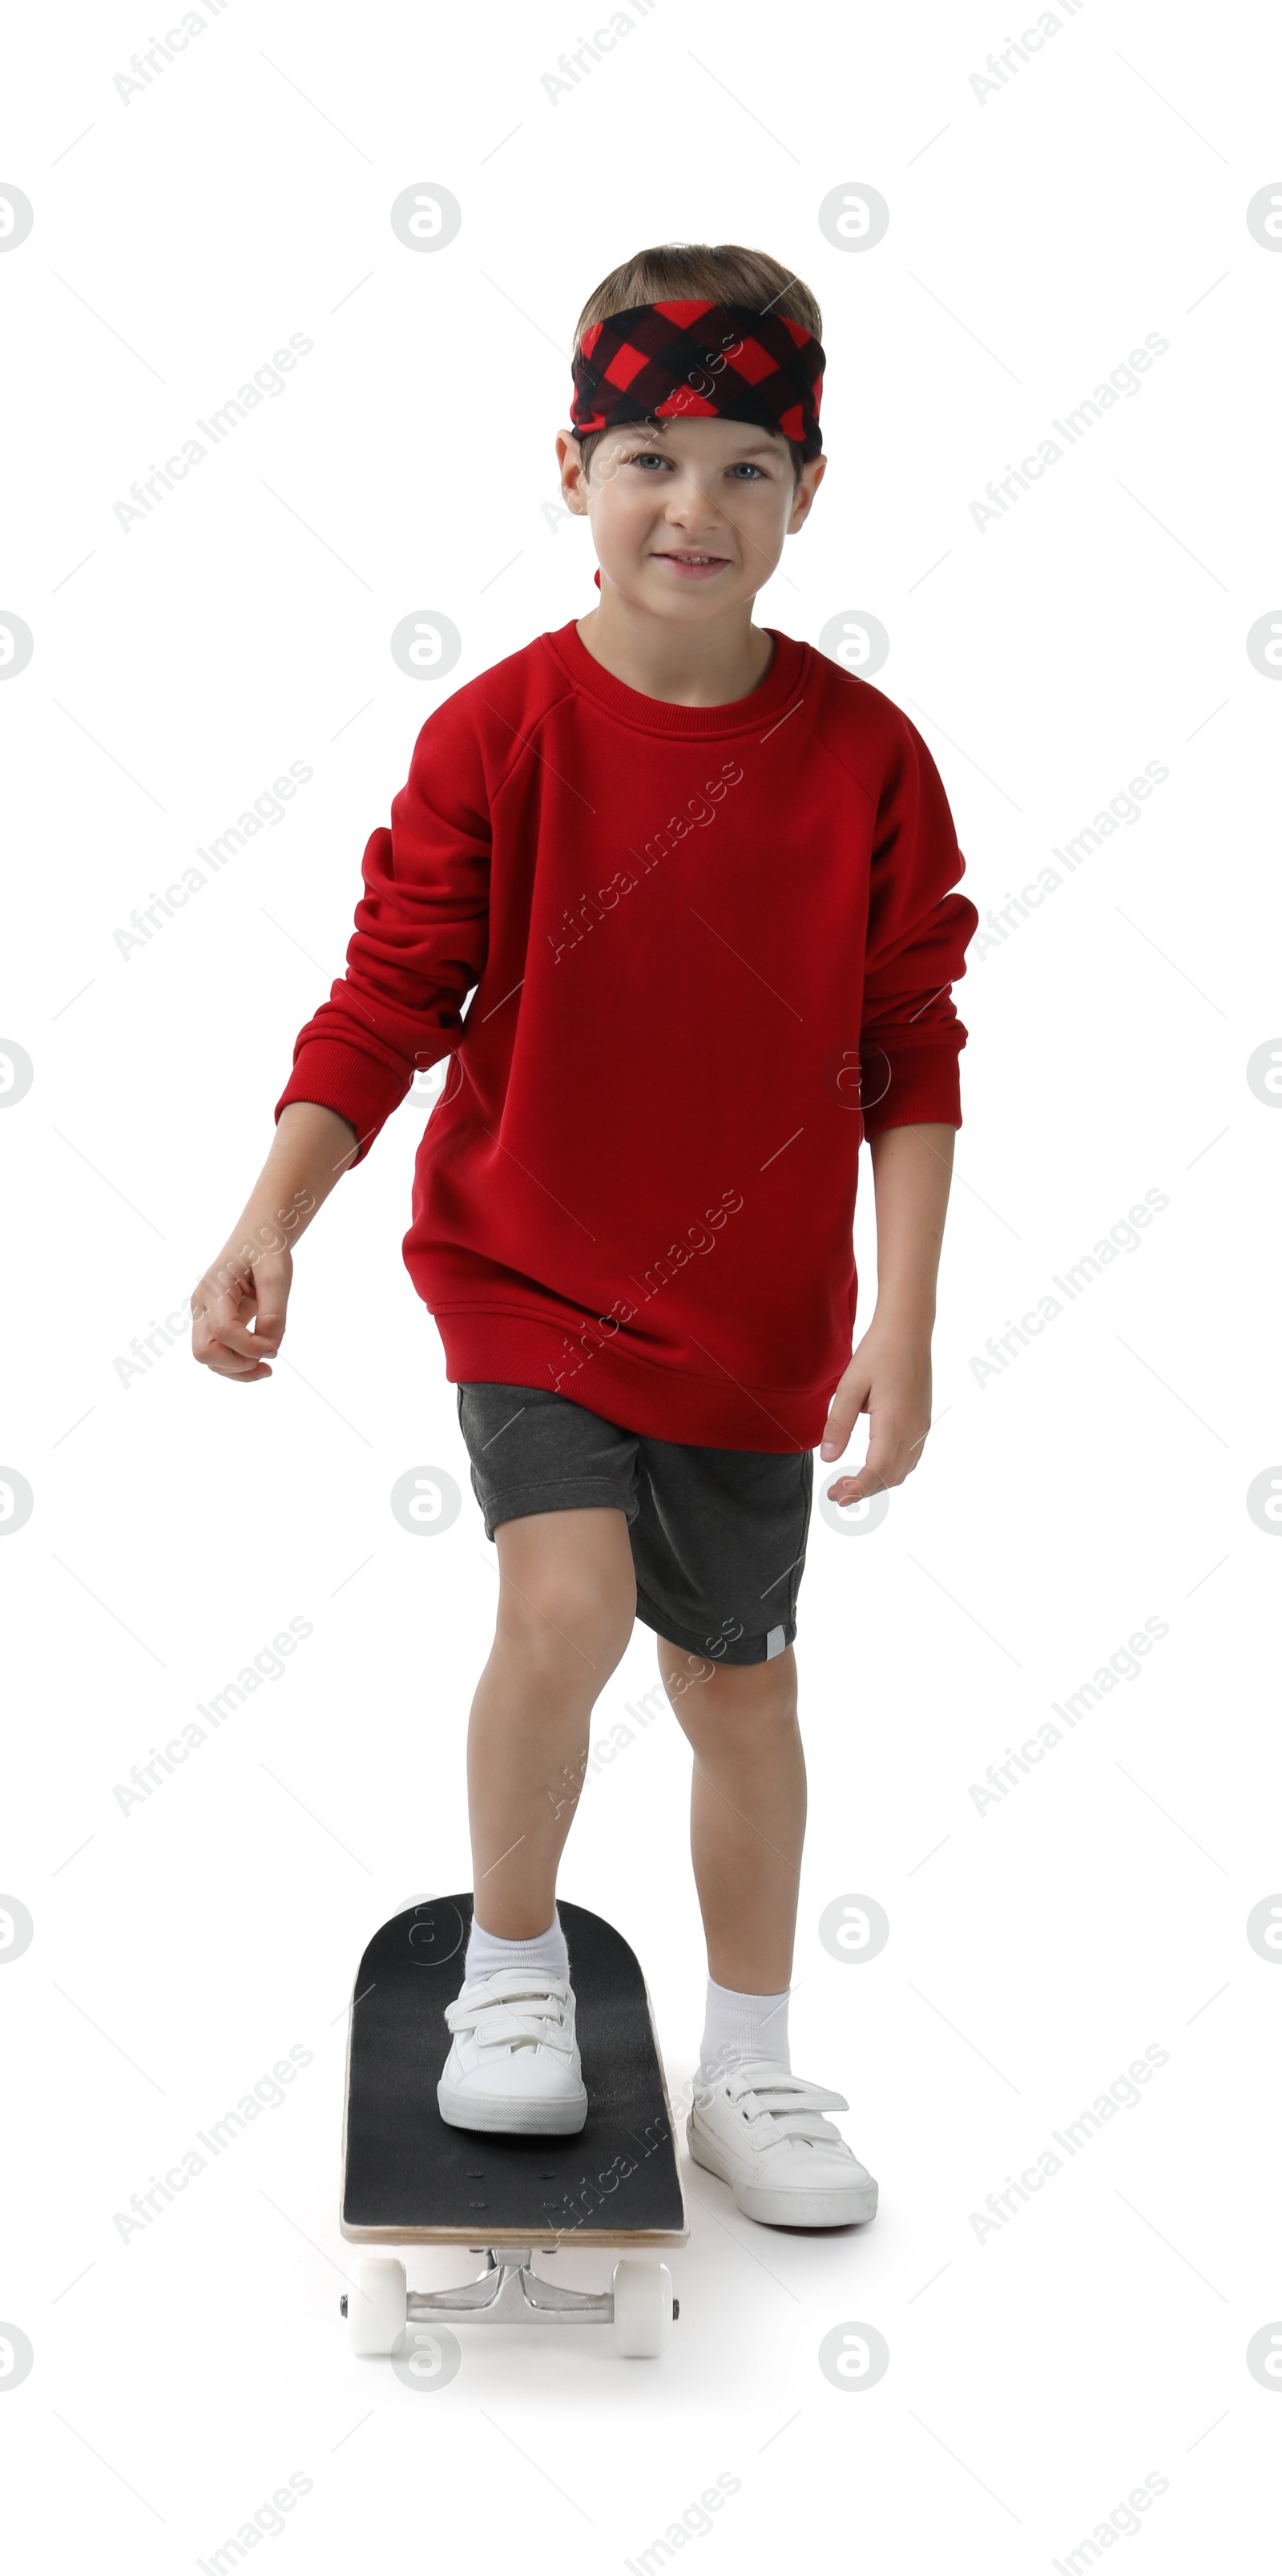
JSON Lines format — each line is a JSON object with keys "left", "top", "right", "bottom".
{"left": 494, "top": 1510, "right": 635, "bottom": 1683}
{"left": 659, "top": 1639, "right": 798, "bottom": 1745}
{"left": 499, "top": 1574, "right": 634, "bottom": 1682}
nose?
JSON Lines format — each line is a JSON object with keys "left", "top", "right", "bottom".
{"left": 661, "top": 469, "right": 729, "bottom": 535}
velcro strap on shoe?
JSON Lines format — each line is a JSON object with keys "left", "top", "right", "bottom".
{"left": 726, "top": 2062, "right": 849, "bottom": 2118}
{"left": 445, "top": 1970, "right": 572, "bottom": 2050}
{"left": 746, "top": 2086, "right": 848, "bottom": 2115}
{"left": 450, "top": 2005, "right": 572, "bottom": 2051}
{"left": 447, "top": 1970, "right": 569, "bottom": 2014}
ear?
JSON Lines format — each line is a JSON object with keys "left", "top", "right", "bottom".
{"left": 788, "top": 452, "right": 827, "bottom": 534}
{"left": 555, "top": 427, "right": 591, "bottom": 517}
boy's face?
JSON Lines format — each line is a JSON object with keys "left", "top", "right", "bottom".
{"left": 556, "top": 416, "right": 825, "bottom": 619}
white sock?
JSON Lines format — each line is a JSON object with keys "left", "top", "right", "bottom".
{"left": 699, "top": 1975, "right": 791, "bottom": 2081}
{"left": 465, "top": 1906, "right": 569, "bottom": 1984}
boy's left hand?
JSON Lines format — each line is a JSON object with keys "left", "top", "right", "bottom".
{"left": 819, "top": 1324, "right": 933, "bottom": 1505}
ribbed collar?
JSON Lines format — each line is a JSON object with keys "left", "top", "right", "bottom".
{"left": 542, "top": 615, "right": 808, "bottom": 739}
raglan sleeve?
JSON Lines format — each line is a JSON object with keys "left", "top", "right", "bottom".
{"left": 273, "top": 693, "right": 491, "bottom": 1165}
{"left": 859, "top": 712, "right": 979, "bottom": 1138}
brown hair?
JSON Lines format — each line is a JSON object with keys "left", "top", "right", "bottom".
{"left": 570, "top": 242, "right": 823, "bottom": 487}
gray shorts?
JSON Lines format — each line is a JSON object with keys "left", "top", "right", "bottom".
{"left": 455, "top": 1381, "right": 813, "bottom": 1667}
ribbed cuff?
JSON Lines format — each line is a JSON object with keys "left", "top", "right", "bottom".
{"left": 273, "top": 1039, "right": 413, "bottom": 1165}
{"left": 859, "top": 1038, "right": 963, "bottom": 1139}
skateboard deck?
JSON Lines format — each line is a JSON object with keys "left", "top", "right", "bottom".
{"left": 341, "top": 1895, "right": 688, "bottom": 2249}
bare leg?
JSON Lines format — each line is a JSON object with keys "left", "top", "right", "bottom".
{"left": 466, "top": 1507, "right": 636, "bottom": 1937}
{"left": 655, "top": 1638, "right": 806, "bottom": 1993}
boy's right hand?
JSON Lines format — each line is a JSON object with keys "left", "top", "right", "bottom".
{"left": 189, "top": 1103, "right": 359, "bottom": 1383}
{"left": 191, "top": 1241, "right": 292, "bottom": 1383}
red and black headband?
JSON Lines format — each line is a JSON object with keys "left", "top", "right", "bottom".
{"left": 570, "top": 298, "right": 824, "bottom": 463}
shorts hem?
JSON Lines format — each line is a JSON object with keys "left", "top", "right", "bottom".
{"left": 633, "top": 1588, "right": 797, "bottom": 1667}
{"left": 478, "top": 1473, "right": 639, "bottom": 1541}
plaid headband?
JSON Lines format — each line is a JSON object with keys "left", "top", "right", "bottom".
{"left": 570, "top": 299, "right": 825, "bottom": 463}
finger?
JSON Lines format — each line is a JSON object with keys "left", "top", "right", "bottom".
{"left": 826, "top": 1419, "right": 927, "bottom": 1502}
{"left": 827, "top": 1421, "right": 896, "bottom": 1499}
{"left": 202, "top": 1344, "right": 274, "bottom": 1382}
{"left": 192, "top": 1312, "right": 272, "bottom": 1378}
{"left": 199, "top": 1295, "right": 268, "bottom": 1363}
{"left": 825, "top": 1457, "right": 885, "bottom": 1505}
{"left": 249, "top": 1291, "right": 288, "bottom": 1356}
{"left": 819, "top": 1377, "right": 870, "bottom": 1460}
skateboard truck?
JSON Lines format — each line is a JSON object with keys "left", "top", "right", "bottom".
{"left": 343, "top": 2249, "right": 678, "bottom": 2359}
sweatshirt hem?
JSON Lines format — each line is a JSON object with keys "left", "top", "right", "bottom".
{"left": 426, "top": 1299, "right": 834, "bottom": 1453}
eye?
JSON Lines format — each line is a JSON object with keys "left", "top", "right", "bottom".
{"left": 624, "top": 450, "right": 668, "bottom": 470}
{"left": 728, "top": 462, "right": 766, "bottom": 479}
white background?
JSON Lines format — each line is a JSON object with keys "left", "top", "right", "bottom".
{"left": 2, "top": 0, "right": 1280, "bottom": 2566}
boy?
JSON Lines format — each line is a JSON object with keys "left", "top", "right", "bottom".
{"left": 191, "top": 243, "right": 978, "bottom": 2231}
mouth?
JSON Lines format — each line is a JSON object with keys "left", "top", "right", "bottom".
{"left": 651, "top": 550, "right": 732, "bottom": 578}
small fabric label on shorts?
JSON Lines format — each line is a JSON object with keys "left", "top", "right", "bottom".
{"left": 765, "top": 1625, "right": 786, "bottom": 1659}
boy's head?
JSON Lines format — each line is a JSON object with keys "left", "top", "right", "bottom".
{"left": 556, "top": 242, "right": 826, "bottom": 623}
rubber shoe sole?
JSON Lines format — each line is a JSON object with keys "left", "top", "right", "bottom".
{"left": 437, "top": 2076, "right": 588, "bottom": 2137}
{"left": 687, "top": 2113, "right": 878, "bottom": 2227}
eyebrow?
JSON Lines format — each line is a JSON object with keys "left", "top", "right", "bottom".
{"left": 617, "top": 426, "right": 783, "bottom": 460}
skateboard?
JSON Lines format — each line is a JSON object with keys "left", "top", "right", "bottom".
{"left": 339, "top": 1895, "right": 687, "bottom": 2360}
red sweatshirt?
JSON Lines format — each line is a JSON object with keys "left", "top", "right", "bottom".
{"left": 275, "top": 619, "right": 978, "bottom": 1451}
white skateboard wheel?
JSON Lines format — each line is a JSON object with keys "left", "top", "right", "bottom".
{"left": 347, "top": 2256, "right": 407, "bottom": 2356}
{"left": 611, "top": 2258, "right": 674, "bottom": 2358}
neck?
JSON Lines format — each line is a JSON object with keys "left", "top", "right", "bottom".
{"left": 575, "top": 593, "right": 775, "bottom": 706}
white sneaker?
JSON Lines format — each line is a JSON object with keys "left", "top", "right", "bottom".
{"left": 687, "top": 2057, "right": 878, "bottom": 2227}
{"left": 437, "top": 1968, "right": 588, "bottom": 2136}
